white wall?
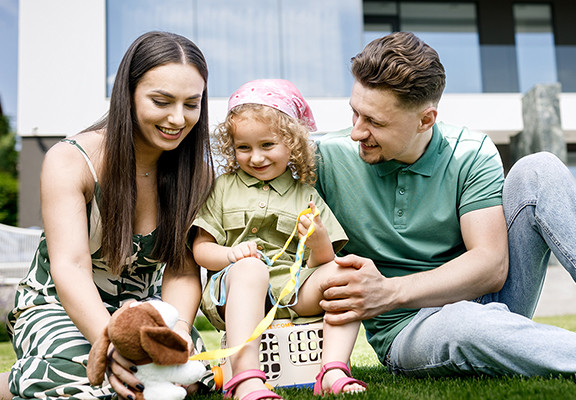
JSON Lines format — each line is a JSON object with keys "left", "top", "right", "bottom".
{"left": 17, "top": 0, "right": 576, "bottom": 144}
{"left": 18, "top": 0, "right": 108, "bottom": 136}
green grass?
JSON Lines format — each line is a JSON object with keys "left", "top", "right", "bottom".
{"left": 1, "top": 315, "right": 576, "bottom": 399}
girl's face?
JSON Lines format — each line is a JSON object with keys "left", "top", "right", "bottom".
{"left": 232, "top": 117, "right": 291, "bottom": 181}
{"left": 133, "top": 62, "right": 205, "bottom": 155}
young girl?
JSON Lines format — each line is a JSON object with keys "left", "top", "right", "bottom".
{"left": 192, "top": 79, "right": 367, "bottom": 399}
{"left": 1, "top": 32, "right": 215, "bottom": 400}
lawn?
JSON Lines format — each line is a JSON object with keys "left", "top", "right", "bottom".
{"left": 1, "top": 315, "right": 576, "bottom": 399}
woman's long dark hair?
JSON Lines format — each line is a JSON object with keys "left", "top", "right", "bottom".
{"left": 89, "top": 31, "right": 213, "bottom": 273}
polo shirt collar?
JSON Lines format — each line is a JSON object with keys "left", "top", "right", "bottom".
{"left": 372, "top": 123, "right": 447, "bottom": 177}
{"left": 236, "top": 168, "right": 294, "bottom": 195}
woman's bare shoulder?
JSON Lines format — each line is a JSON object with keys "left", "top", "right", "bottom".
{"left": 42, "top": 130, "right": 105, "bottom": 192}
{"left": 45, "top": 131, "right": 104, "bottom": 167}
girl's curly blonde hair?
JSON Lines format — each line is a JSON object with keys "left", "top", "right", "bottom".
{"left": 213, "top": 104, "right": 317, "bottom": 185}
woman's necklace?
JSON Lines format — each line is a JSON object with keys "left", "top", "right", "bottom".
{"left": 137, "top": 168, "right": 156, "bottom": 177}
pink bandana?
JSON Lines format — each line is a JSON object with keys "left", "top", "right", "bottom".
{"left": 228, "top": 79, "right": 317, "bottom": 131}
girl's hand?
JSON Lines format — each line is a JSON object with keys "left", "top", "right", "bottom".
{"left": 227, "top": 241, "right": 259, "bottom": 263}
{"left": 106, "top": 344, "right": 143, "bottom": 400}
{"left": 298, "top": 202, "right": 330, "bottom": 251}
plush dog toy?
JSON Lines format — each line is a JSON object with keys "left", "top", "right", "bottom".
{"left": 87, "top": 300, "right": 206, "bottom": 400}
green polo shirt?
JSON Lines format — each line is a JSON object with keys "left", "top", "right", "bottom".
{"left": 315, "top": 122, "right": 504, "bottom": 361}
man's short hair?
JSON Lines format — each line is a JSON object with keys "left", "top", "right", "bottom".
{"left": 351, "top": 31, "right": 446, "bottom": 109}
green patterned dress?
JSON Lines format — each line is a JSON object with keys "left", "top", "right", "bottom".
{"left": 6, "top": 139, "right": 215, "bottom": 399}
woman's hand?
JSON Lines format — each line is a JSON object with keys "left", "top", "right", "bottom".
{"left": 106, "top": 344, "right": 143, "bottom": 400}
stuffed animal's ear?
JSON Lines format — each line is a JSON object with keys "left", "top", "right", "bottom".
{"left": 140, "top": 326, "right": 189, "bottom": 365}
{"left": 86, "top": 326, "right": 112, "bottom": 386}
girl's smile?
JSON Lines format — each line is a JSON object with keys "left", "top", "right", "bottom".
{"left": 232, "top": 117, "right": 291, "bottom": 182}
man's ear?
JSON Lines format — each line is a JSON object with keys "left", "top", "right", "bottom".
{"left": 418, "top": 106, "right": 437, "bottom": 133}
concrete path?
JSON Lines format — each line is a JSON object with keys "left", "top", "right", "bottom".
{"left": 535, "top": 264, "right": 576, "bottom": 317}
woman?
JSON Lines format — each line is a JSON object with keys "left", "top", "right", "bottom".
{"left": 0, "top": 31, "right": 214, "bottom": 400}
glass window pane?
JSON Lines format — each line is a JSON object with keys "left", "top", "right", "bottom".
{"left": 363, "top": 1, "right": 396, "bottom": 45}
{"left": 106, "top": 0, "right": 362, "bottom": 98}
{"left": 399, "top": 2, "right": 482, "bottom": 93}
{"left": 195, "top": 0, "right": 282, "bottom": 97}
{"left": 106, "top": 0, "right": 197, "bottom": 96}
{"left": 280, "top": 0, "right": 363, "bottom": 97}
{"left": 514, "top": 4, "right": 558, "bottom": 93}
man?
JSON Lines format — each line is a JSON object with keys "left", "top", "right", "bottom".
{"left": 316, "top": 31, "right": 576, "bottom": 377}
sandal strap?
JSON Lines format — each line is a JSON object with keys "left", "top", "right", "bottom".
{"left": 224, "top": 369, "right": 267, "bottom": 397}
{"left": 314, "top": 361, "right": 363, "bottom": 396}
{"left": 322, "top": 361, "right": 351, "bottom": 376}
{"left": 330, "top": 376, "right": 368, "bottom": 395}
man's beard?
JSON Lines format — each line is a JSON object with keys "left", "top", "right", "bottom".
{"left": 359, "top": 147, "right": 389, "bottom": 165}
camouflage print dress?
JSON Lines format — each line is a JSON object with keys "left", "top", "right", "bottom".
{"left": 6, "top": 139, "right": 215, "bottom": 399}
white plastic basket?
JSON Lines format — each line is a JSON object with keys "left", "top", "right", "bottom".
{"left": 220, "top": 319, "right": 324, "bottom": 389}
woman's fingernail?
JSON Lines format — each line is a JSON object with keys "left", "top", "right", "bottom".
{"left": 136, "top": 383, "right": 145, "bottom": 391}
{"left": 129, "top": 365, "right": 138, "bottom": 373}
{"left": 127, "top": 395, "right": 134, "bottom": 400}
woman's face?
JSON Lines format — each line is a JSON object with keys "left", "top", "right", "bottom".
{"left": 132, "top": 62, "right": 205, "bottom": 155}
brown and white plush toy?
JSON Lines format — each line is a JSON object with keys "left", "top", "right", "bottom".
{"left": 87, "top": 300, "right": 206, "bottom": 400}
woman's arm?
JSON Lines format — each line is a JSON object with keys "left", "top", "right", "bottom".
{"left": 161, "top": 251, "right": 202, "bottom": 347}
{"left": 44, "top": 139, "right": 145, "bottom": 400}
{"left": 42, "top": 141, "right": 112, "bottom": 344}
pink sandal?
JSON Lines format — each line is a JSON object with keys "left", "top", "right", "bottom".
{"left": 224, "top": 369, "right": 283, "bottom": 400}
{"left": 313, "top": 361, "right": 367, "bottom": 396}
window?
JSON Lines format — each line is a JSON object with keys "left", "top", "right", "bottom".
{"left": 514, "top": 3, "right": 558, "bottom": 93}
{"left": 363, "top": 1, "right": 482, "bottom": 93}
{"left": 363, "top": 1, "right": 397, "bottom": 44}
{"left": 106, "top": 0, "right": 363, "bottom": 98}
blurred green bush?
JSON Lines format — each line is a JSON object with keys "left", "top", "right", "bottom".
{"left": 0, "top": 114, "right": 18, "bottom": 226}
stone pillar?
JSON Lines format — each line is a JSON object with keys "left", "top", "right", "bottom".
{"left": 509, "top": 83, "right": 566, "bottom": 165}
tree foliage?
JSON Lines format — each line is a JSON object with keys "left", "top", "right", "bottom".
{"left": 0, "top": 114, "right": 18, "bottom": 226}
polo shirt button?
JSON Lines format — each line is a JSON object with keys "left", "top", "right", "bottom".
{"left": 257, "top": 245, "right": 263, "bottom": 250}
{"left": 399, "top": 188, "right": 405, "bottom": 195}
{"left": 397, "top": 209, "right": 404, "bottom": 216}
{"left": 258, "top": 201, "right": 266, "bottom": 208}
{"left": 263, "top": 185, "right": 270, "bottom": 191}
{"left": 251, "top": 227, "right": 258, "bottom": 234}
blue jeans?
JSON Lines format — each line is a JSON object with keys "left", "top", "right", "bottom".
{"left": 387, "top": 152, "right": 576, "bottom": 377}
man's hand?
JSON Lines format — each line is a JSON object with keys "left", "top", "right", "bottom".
{"left": 319, "top": 254, "right": 391, "bottom": 325}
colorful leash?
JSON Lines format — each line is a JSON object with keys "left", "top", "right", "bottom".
{"left": 190, "top": 206, "right": 319, "bottom": 361}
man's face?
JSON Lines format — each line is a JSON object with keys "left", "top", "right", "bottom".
{"left": 349, "top": 81, "right": 431, "bottom": 165}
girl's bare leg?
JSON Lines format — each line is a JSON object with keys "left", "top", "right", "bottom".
{"left": 292, "top": 261, "right": 366, "bottom": 393}
{"left": 224, "top": 258, "right": 278, "bottom": 399}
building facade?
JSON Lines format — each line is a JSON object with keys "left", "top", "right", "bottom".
{"left": 17, "top": 0, "right": 576, "bottom": 227}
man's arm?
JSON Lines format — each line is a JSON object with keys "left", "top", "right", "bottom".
{"left": 319, "top": 205, "right": 509, "bottom": 325}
